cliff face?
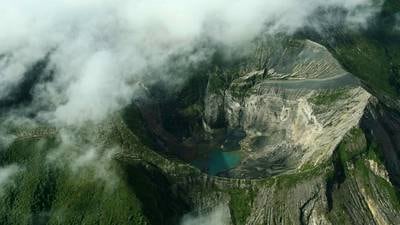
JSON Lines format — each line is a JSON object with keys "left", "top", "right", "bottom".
{"left": 245, "top": 128, "right": 400, "bottom": 225}
{"left": 361, "top": 97, "right": 400, "bottom": 187}
{"left": 1, "top": 96, "right": 400, "bottom": 225}
{"left": 117, "top": 37, "right": 399, "bottom": 224}
{"left": 1, "top": 32, "right": 400, "bottom": 225}
{"left": 0, "top": 83, "right": 400, "bottom": 225}
{"left": 203, "top": 39, "right": 371, "bottom": 178}
{"left": 174, "top": 128, "right": 400, "bottom": 225}
{"left": 168, "top": 37, "right": 400, "bottom": 224}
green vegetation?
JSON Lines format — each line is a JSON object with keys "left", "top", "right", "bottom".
{"left": 0, "top": 128, "right": 194, "bottom": 225}
{"left": 336, "top": 128, "right": 366, "bottom": 163}
{"left": 122, "top": 103, "right": 155, "bottom": 148}
{"left": 327, "top": 127, "right": 400, "bottom": 223}
{"left": 298, "top": 0, "right": 400, "bottom": 98}
{"left": 322, "top": 0, "right": 400, "bottom": 97}
{"left": 181, "top": 104, "right": 203, "bottom": 121}
{"left": 355, "top": 143, "right": 400, "bottom": 210}
{"left": 276, "top": 163, "right": 329, "bottom": 188}
{"left": 227, "top": 189, "right": 256, "bottom": 225}
{"left": 0, "top": 138, "right": 150, "bottom": 225}
{"left": 118, "top": 160, "right": 189, "bottom": 225}
{"left": 309, "top": 89, "right": 349, "bottom": 106}
{"left": 207, "top": 69, "right": 230, "bottom": 94}
{"left": 331, "top": 34, "right": 398, "bottom": 96}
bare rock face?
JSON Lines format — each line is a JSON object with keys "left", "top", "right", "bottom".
{"left": 203, "top": 39, "right": 371, "bottom": 178}
{"left": 366, "top": 159, "right": 391, "bottom": 183}
{"left": 172, "top": 127, "right": 400, "bottom": 225}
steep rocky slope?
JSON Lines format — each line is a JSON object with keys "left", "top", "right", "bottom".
{"left": 1, "top": 24, "right": 400, "bottom": 225}
{"left": 141, "top": 37, "right": 372, "bottom": 178}
{"left": 1, "top": 97, "right": 400, "bottom": 225}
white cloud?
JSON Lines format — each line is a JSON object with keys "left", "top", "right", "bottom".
{"left": 0, "top": 0, "right": 381, "bottom": 125}
{"left": 45, "top": 128, "right": 119, "bottom": 187}
{"left": 180, "top": 205, "right": 231, "bottom": 225}
{"left": 51, "top": 50, "right": 134, "bottom": 124}
{"left": 0, "top": 164, "right": 21, "bottom": 193}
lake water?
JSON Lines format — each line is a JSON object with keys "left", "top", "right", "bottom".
{"left": 191, "top": 149, "right": 242, "bottom": 176}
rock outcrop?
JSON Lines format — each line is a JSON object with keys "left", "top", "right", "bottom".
{"left": 203, "top": 38, "right": 371, "bottom": 178}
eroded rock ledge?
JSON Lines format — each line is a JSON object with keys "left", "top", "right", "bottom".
{"left": 203, "top": 38, "right": 371, "bottom": 178}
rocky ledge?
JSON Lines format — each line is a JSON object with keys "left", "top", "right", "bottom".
{"left": 203, "top": 38, "right": 371, "bottom": 178}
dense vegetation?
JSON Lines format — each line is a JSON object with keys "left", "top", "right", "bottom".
{"left": 305, "top": 0, "right": 400, "bottom": 97}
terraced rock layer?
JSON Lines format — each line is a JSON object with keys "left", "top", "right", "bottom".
{"left": 202, "top": 39, "right": 371, "bottom": 178}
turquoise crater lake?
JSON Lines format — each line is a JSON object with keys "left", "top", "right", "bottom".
{"left": 191, "top": 149, "right": 242, "bottom": 176}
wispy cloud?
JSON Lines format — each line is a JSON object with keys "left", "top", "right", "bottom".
{"left": 0, "top": 0, "right": 381, "bottom": 126}
{"left": 44, "top": 127, "right": 120, "bottom": 186}
{"left": 0, "top": 0, "right": 382, "bottom": 187}
{"left": 180, "top": 205, "right": 231, "bottom": 225}
{"left": 0, "top": 0, "right": 384, "bottom": 215}
{"left": 0, "top": 164, "right": 21, "bottom": 194}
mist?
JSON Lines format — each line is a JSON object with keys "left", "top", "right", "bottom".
{"left": 0, "top": 1, "right": 384, "bottom": 223}
{"left": 180, "top": 205, "right": 230, "bottom": 225}
{"left": 0, "top": 164, "right": 21, "bottom": 194}
{"left": 0, "top": 0, "right": 381, "bottom": 127}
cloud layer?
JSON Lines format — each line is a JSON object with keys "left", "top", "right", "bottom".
{"left": 0, "top": 0, "right": 381, "bottom": 126}
{"left": 0, "top": 2, "right": 384, "bottom": 223}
